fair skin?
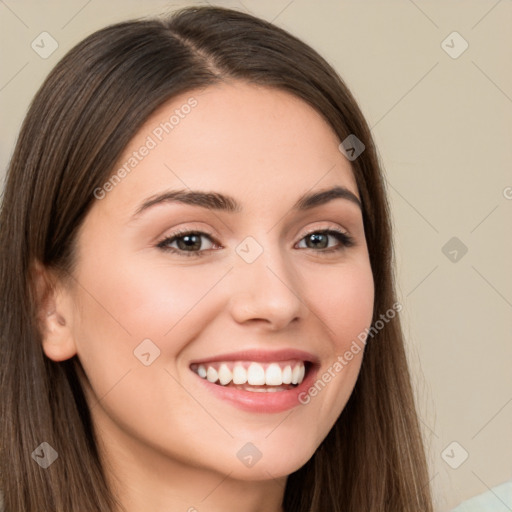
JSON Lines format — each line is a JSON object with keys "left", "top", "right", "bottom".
{"left": 35, "top": 81, "right": 374, "bottom": 512}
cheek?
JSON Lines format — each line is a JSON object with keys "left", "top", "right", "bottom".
{"left": 69, "top": 259, "right": 211, "bottom": 441}
{"left": 70, "top": 255, "right": 230, "bottom": 405}
{"left": 313, "top": 260, "right": 375, "bottom": 348}
{"left": 74, "top": 253, "right": 213, "bottom": 344}
{"left": 285, "top": 259, "right": 374, "bottom": 446}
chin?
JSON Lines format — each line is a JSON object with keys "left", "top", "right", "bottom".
{"left": 218, "top": 436, "right": 318, "bottom": 481}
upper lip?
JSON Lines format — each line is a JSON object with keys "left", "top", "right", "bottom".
{"left": 189, "top": 348, "right": 320, "bottom": 366}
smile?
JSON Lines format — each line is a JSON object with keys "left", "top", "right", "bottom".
{"left": 188, "top": 348, "right": 319, "bottom": 412}
{"left": 190, "top": 360, "right": 308, "bottom": 390}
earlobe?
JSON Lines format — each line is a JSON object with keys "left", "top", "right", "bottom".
{"left": 31, "top": 260, "right": 78, "bottom": 362}
{"left": 41, "top": 309, "right": 77, "bottom": 362}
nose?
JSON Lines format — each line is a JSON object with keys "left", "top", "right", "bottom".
{"left": 227, "top": 239, "right": 305, "bottom": 330}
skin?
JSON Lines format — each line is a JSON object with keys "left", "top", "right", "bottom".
{"left": 35, "top": 81, "right": 375, "bottom": 512}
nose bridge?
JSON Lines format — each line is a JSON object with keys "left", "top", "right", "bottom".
{"left": 228, "top": 233, "right": 304, "bottom": 327}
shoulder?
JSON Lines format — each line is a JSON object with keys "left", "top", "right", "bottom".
{"left": 450, "top": 479, "right": 512, "bottom": 512}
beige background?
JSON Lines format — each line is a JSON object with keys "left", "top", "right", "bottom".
{"left": 1, "top": 1, "right": 511, "bottom": 510}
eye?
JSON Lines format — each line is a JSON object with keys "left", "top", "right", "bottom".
{"left": 156, "top": 227, "right": 355, "bottom": 258}
{"left": 157, "top": 229, "right": 218, "bottom": 257}
{"left": 295, "top": 228, "right": 355, "bottom": 253}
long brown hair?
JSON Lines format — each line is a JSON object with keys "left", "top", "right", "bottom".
{"left": 0, "top": 6, "right": 433, "bottom": 511}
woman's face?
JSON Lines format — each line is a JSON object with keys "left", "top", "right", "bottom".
{"left": 56, "top": 81, "right": 374, "bottom": 484}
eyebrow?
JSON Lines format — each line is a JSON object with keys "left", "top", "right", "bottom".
{"left": 131, "top": 185, "right": 362, "bottom": 219}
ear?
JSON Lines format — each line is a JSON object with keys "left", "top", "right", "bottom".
{"left": 31, "top": 260, "right": 78, "bottom": 362}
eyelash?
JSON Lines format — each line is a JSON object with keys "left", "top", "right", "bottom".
{"left": 156, "top": 227, "right": 355, "bottom": 258}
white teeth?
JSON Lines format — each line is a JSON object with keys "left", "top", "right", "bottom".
{"left": 206, "top": 366, "right": 218, "bottom": 383}
{"left": 232, "top": 364, "right": 248, "bottom": 384}
{"left": 247, "top": 363, "right": 266, "bottom": 385}
{"left": 291, "top": 365, "right": 301, "bottom": 384}
{"left": 193, "top": 360, "right": 307, "bottom": 387}
{"left": 217, "top": 363, "right": 232, "bottom": 385}
{"left": 282, "top": 365, "right": 292, "bottom": 384}
{"left": 265, "top": 363, "right": 283, "bottom": 386}
{"left": 298, "top": 364, "right": 305, "bottom": 383}
{"left": 243, "top": 386, "right": 286, "bottom": 393}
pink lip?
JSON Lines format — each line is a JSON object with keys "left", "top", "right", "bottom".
{"left": 189, "top": 348, "right": 320, "bottom": 366}
{"left": 193, "top": 363, "right": 319, "bottom": 413}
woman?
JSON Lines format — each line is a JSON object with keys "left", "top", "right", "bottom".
{"left": 0, "top": 5, "right": 434, "bottom": 511}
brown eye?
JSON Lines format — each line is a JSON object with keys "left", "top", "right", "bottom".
{"left": 157, "top": 230, "right": 217, "bottom": 257}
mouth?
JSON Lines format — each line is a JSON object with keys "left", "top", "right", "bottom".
{"left": 190, "top": 359, "right": 311, "bottom": 392}
{"left": 188, "top": 349, "right": 320, "bottom": 413}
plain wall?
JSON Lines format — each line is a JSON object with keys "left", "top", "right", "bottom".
{"left": 1, "top": 1, "right": 511, "bottom": 510}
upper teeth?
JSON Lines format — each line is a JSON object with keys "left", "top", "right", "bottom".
{"left": 192, "top": 361, "right": 306, "bottom": 386}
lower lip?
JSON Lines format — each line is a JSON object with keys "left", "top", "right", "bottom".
{"left": 192, "top": 364, "right": 320, "bottom": 413}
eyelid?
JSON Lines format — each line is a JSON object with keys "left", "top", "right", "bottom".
{"left": 156, "top": 222, "right": 355, "bottom": 257}
{"left": 156, "top": 226, "right": 218, "bottom": 247}
{"left": 295, "top": 226, "right": 355, "bottom": 251}
{"left": 298, "top": 224, "right": 349, "bottom": 239}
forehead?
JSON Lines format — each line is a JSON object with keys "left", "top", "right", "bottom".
{"left": 95, "top": 81, "right": 359, "bottom": 218}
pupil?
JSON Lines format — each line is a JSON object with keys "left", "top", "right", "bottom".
{"left": 179, "top": 234, "right": 200, "bottom": 250}
{"left": 309, "top": 233, "right": 327, "bottom": 249}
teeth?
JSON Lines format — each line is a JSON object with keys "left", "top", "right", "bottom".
{"left": 247, "top": 363, "right": 266, "bottom": 385}
{"left": 206, "top": 366, "right": 218, "bottom": 383}
{"left": 217, "top": 363, "right": 232, "bottom": 385}
{"left": 192, "top": 360, "right": 307, "bottom": 387}
{"left": 265, "top": 363, "right": 282, "bottom": 385}
{"left": 291, "top": 365, "right": 300, "bottom": 384}
{"left": 298, "top": 364, "right": 305, "bottom": 383}
{"left": 282, "top": 365, "right": 292, "bottom": 384}
{"left": 242, "top": 385, "right": 288, "bottom": 393}
{"left": 232, "top": 364, "right": 248, "bottom": 384}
